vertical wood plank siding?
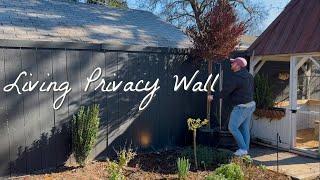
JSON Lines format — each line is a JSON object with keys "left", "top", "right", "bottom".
{"left": 0, "top": 47, "right": 204, "bottom": 177}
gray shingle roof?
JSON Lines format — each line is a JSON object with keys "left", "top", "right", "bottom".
{"left": 0, "top": 0, "right": 192, "bottom": 49}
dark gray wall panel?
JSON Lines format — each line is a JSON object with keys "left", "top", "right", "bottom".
{"left": 0, "top": 47, "right": 203, "bottom": 176}
{"left": 52, "top": 50, "right": 71, "bottom": 167}
{"left": 106, "top": 53, "right": 198, "bottom": 152}
{"left": 37, "top": 49, "right": 55, "bottom": 169}
{"left": 5, "top": 48, "right": 25, "bottom": 175}
{"left": 66, "top": 50, "right": 82, "bottom": 165}
{"left": 89, "top": 51, "right": 107, "bottom": 159}
{"left": 0, "top": 48, "right": 9, "bottom": 177}
{"left": 78, "top": 50, "right": 96, "bottom": 160}
{"left": 20, "top": 49, "right": 41, "bottom": 173}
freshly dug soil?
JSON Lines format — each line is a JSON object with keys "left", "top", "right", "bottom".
{"left": 12, "top": 149, "right": 291, "bottom": 180}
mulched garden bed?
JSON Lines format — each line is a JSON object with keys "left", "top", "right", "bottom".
{"left": 13, "top": 148, "right": 291, "bottom": 180}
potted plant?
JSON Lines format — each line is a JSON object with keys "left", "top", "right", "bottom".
{"left": 187, "top": 118, "right": 209, "bottom": 169}
{"left": 253, "top": 74, "right": 285, "bottom": 120}
{"left": 187, "top": 0, "right": 245, "bottom": 128}
{"left": 187, "top": 0, "right": 245, "bottom": 147}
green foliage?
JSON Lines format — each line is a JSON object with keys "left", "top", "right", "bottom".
{"left": 107, "top": 161, "right": 125, "bottom": 180}
{"left": 205, "top": 173, "right": 227, "bottom": 180}
{"left": 241, "top": 155, "right": 253, "bottom": 165}
{"left": 106, "top": 146, "right": 136, "bottom": 180}
{"left": 254, "top": 74, "right": 274, "bottom": 109}
{"left": 177, "top": 157, "right": 191, "bottom": 179}
{"left": 214, "top": 163, "right": 244, "bottom": 180}
{"left": 258, "top": 164, "right": 267, "bottom": 171}
{"left": 72, "top": 104, "right": 100, "bottom": 166}
{"left": 181, "top": 146, "right": 233, "bottom": 168}
{"left": 87, "top": 0, "right": 128, "bottom": 9}
{"left": 187, "top": 118, "right": 209, "bottom": 131}
{"left": 117, "top": 147, "right": 137, "bottom": 168}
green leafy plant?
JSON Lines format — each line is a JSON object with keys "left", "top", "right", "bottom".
{"left": 106, "top": 146, "right": 136, "bottom": 180}
{"left": 177, "top": 157, "right": 191, "bottom": 179}
{"left": 254, "top": 74, "right": 274, "bottom": 109}
{"left": 258, "top": 164, "right": 267, "bottom": 171}
{"left": 214, "top": 163, "right": 244, "bottom": 180}
{"left": 205, "top": 173, "right": 227, "bottom": 180}
{"left": 187, "top": 118, "right": 209, "bottom": 169}
{"left": 72, "top": 104, "right": 100, "bottom": 166}
{"left": 107, "top": 161, "right": 125, "bottom": 180}
{"left": 241, "top": 155, "right": 253, "bottom": 165}
{"left": 117, "top": 147, "right": 137, "bottom": 168}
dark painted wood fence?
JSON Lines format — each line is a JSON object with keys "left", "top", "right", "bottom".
{"left": 0, "top": 45, "right": 207, "bottom": 177}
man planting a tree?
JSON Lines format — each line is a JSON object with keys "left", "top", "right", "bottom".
{"left": 138, "top": 0, "right": 263, "bottom": 156}
{"left": 210, "top": 57, "right": 255, "bottom": 156}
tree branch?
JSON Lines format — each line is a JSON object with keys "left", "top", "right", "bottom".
{"left": 188, "top": 0, "right": 203, "bottom": 31}
{"left": 167, "top": 13, "right": 195, "bottom": 21}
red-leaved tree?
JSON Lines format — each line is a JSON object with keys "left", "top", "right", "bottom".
{"left": 187, "top": 0, "right": 245, "bottom": 128}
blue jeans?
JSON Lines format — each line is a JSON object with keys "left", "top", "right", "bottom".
{"left": 228, "top": 102, "right": 256, "bottom": 151}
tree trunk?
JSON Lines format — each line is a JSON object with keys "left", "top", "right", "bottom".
{"left": 193, "top": 130, "right": 198, "bottom": 169}
{"left": 219, "top": 63, "right": 223, "bottom": 130}
{"left": 206, "top": 60, "right": 213, "bottom": 128}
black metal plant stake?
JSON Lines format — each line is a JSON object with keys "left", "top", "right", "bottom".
{"left": 276, "top": 133, "right": 282, "bottom": 173}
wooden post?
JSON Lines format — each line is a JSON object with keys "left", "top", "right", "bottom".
{"left": 254, "top": 60, "right": 266, "bottom": 76}
{"left": 289, "top": 56, "right": 298, "bottom": 148}
{"left": 249, "top": 51, "right": 255, "bottom": 75}
{"left": 310, "top": 56, "right": 320, "bottom": 69}
{"left": 306, "top": 63, "right": 311, "bottom": 99}
{"left": 249, "top": 51, "right": 263, "bottom": 77}
{"left": 318, "top": 122, "right": 320, "bottom": 155}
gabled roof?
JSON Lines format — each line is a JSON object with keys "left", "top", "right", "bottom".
{"left": 0, "top": 0, "right": 192, "bottom": 48}
{"left": 248, "top": 0, "right": 320, "bottom": 56}
{"left": 235, "top": 35, "right": 257, "bottom": 51}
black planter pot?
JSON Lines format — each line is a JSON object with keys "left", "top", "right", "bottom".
{"left": 198, "top": 128, "right": 237, "bottom": 150}
{"left": 217, "top": 130, "right": 237, "bottom": 150}
{"left": 197, "top": 128, "right": 219, "bottom": 147}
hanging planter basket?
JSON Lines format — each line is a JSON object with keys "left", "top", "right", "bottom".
{"left": 254, "top": 107, "right": 286, "bottom": 120}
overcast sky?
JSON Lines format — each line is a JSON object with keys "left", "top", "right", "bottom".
{"left": 126, "top": 0, "right": 291, "bottom": 35}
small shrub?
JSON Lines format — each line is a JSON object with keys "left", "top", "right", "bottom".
{"left": 205, "top": 173, "right": 227, "bottom": 180}
{"left": 106, "top": 146, "right": 136, "bottom": 180}
{"left": 214, "top": 163, "right": 244, "bottom": 180}
{"left": 258, "top": 164, "right": 267, "bottom": 171}
{"left": 107, "top": 161, "right": 125, "bottom": 180}
{"left": 241, "top": 155, "right": 253, "bottom": 165}
{"left": 177, "top": 157, "right": 191, "bottom": 179}
{"left": 72, "top": 104, "right": 100, "bottom": 166}
{"left": 117, "top": 147, "right": 137, "bottom": 168}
